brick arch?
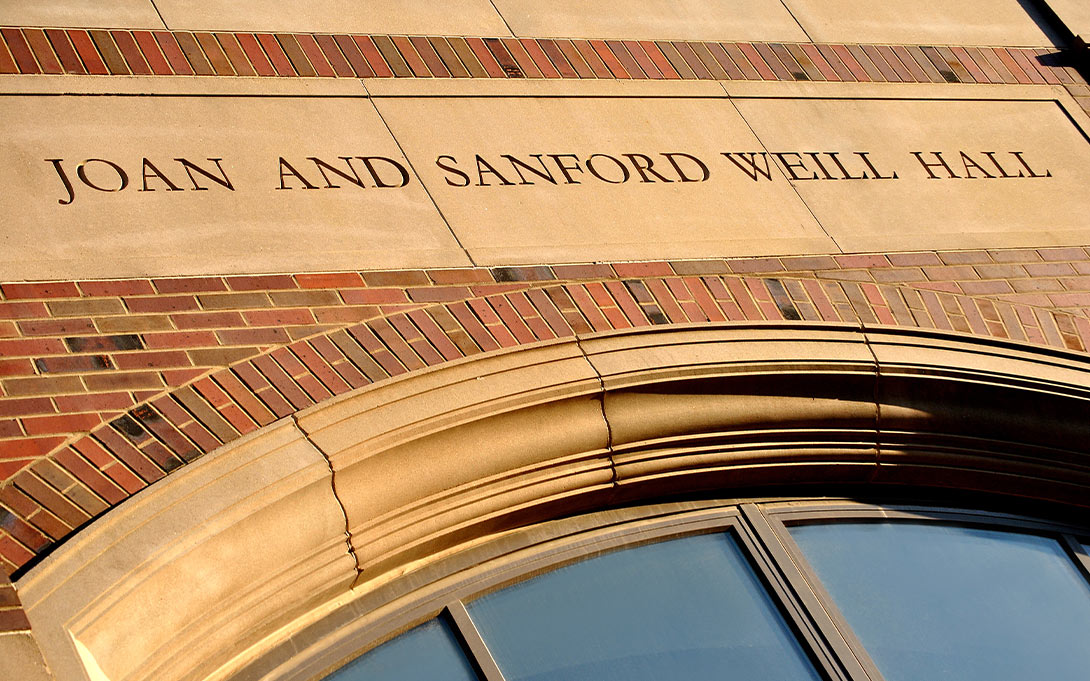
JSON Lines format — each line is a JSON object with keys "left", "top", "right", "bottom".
{"left": 2, "top": 264, "right": 1090, "bottom": 576}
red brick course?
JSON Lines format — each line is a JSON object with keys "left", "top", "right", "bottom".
{"left": 0, "top": 26, "right": 1084, "bottom": 108}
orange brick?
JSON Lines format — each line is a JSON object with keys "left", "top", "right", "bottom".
{"left": 241, "top": 308, "right": 315, "bottom": 326}
{"left": 295, "top": 272, "right": 364, "bottom": 289}
{"left": 22, "top": 413, "right": 102, "bottom": 436}
{"left": 1, "top": 282, "right": 80, "bottom": 299}
{"left": 0, "top": 302, "right": 49, "bottom": 320}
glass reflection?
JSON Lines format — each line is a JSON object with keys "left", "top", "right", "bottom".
{"left": 323, "top": 618, "right": 479, "bottom": 681}
{"left": 791, "top": 522, "right": 1090, "bottom": 681}
{"left": 467, "top": 532, "right": 822, "bottom": 681}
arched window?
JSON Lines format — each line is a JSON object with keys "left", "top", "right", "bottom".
{"left": 307, "top": 501, "right": 1090, "bottom": 681}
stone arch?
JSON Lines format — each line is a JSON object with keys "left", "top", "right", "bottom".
{"left": 12, "top": 323, "right": 1090, "bottom": 681}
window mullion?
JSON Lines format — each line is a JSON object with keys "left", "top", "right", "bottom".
{"left": 1060, "top": 534, "right": 1090, "bottom": 584}
{"left": 445, "top": 600, "right": 508, "bottom": 681}
{"left": 739, "top": 504, "right": 884, "bottom": 681}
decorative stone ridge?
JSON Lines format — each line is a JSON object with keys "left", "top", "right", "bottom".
{"left": 0, "top": 26, "right": 1085, "bottom": 88}
{"left": 2, "top": 247, "right": 1090, "bottom": 576}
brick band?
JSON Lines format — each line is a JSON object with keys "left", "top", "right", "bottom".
{"left": 1, "top": 26, "right": 1086, "bottom": 88}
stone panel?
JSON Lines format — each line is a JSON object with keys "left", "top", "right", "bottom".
{"left": 0, "top": 1, "right": 163, "bottom": 30}
{"left": 153, "top": 0, "right": 510, "bottom": 37}
{"left": 492, "top": 0, "right": 808, "bottom": 42}
{"left": 783, "top": 0, "right": 1062, "bottom": 47}
{"left": 1044, "top": 0, "right": 1090, "bottom": 39}
{"left": 374, "top": 95, "right": 835, "bottom": 264}
{"left": 734, "top": 97, "right": 1090, "bottom": 253}
{"left": 0, "top": 92, "right": 468, "bottom": 279}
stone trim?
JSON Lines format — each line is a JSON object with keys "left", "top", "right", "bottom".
{"left": 3, "top": 248, "right": 1090, "bottom": 575}
{"left": 1, "top": 26, "right": 1086, "bottom": 89}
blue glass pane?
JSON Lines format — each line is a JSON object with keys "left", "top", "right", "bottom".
{"left": 323, "top": 618, "right": 479, "bottom": 681}
{"left": 791, "top": 522, "right": 1090, "bottom": 681}
{"left": 467, "top": 532, "right": 822, "bottom": 681}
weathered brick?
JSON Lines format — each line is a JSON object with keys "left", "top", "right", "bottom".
{"left": 142, "top": 331, "right": 218, "bottom": 349}
{"left": 152, "top": 277, "right": 226, "bottom": 293}
{"left": 35, "top": 355, "right": 112, "bottom": 374}
{"left": 226, "top": 274, "right": 297, "bottom": 291}
{"left": 887, "top": 252, "right": 942, "bottom": 267}
{"left": 95, "top": 315, "right": 174, "bottom": 333}
{"left": 216, "top": 327, "right": 290, "bottom": 345}
{"left": 834, "top": 254, "right": 891, "bottom": 268}
{"left": 362, "top": 270, "right": 430, "bottom": 287}
{"left": 1024, "top": 262, "right": 1076, "bottom": 277}
{"left": 2, "top": 375, "right": 85, "bottom": 397}
{"left": 83, "top": 371, "right": 164, "bottom": 392}
{"left": 726, "top": 258, "right": 784, "bottom": 274}
{"left": 938, "top": 250, "right": 991, "bottom": 265}
{"left": 171, "top": 311, "right": 246, "bottom": 329}
{"left": 0, "top": 609, "right": 30, "bottom": 632}
{"left": 18, "top": 318, "right": 95, "bottom": 336}
{"left": 341, "top": 288, "right": 408, "bottom": 304}
{"left": 111, "top": 350, "right": 192, "bottom": 370}
{"left": 314, "top": 306, "right": 378, "bottom": 323}
{"left": 197, "top": 292, "right": 272, "bottom": 310}
{"left": 407, "top": 287, "right": 472, "bottom": 303}
{"left": 0, "top": 357, "right": 34, "bottom": 378}
{"left": 78, "top": 279, "right": 155, "bottom": 296}
{"left": 960, "top": 280, "right": 1013, "bottom": 295}
{"left": 187, "top": 347, "right": 260, "bottom": 366}
{"left": 65, "top": 334, "right": 143, "bottom": 352}
{"left": 0, "top": 436, "right": 65, "bottom": 461}
{"left": 52, "top": 446, "right": 127, "bottom": 504}
{"left": 47, "top": 298, "right": 126, "bottom": 317}
{"left": 295, "top": 272, "right": 364, "bottom": 289}
{"left": 0, "top": 301, "right": 49, "bottom": 320}
{"left": 552, "top": 264, "right": 617, "bottom": 279}
{"left": 241, "top": 308, "right": 315, "bottom": 326}
{"left": 125, "top": 295, "right": 199, "bottom": 313}
{"left": 265, "top": 290, "right": 340, "bottom": 307}
{"left": 491, "top": 266, "right": 555, "bottom": 282}
{"left": 1, "top": 282, "right": 80, "bottom": 299}
{"left": 0, "top": 398, "right": 55, "bottom": 418}
{"left": 987, "top": 248, "right": 1040, "bottom": 263}
{"left": 427, "top": 269, "right": 494, "bottom": 285}
{"left": 54, "top": 392, "right": 134, "bottom": 413}
{"left": 1011, "top": 279, "right": 1064, "bottom": 293}
{"left": 0, "top": 337, "right": 65, "bottom": 359}
{"left": 0, "top": 420, "right": 21, "bottom": 438}
{"left": 1037, "top": 247, "right": 1087, "bottom": 261}
{"left": 779, "top": 256, "right": 838, "bottom": 270}
{"left": 22, "top": 413, "right": 102, "bottom": 436}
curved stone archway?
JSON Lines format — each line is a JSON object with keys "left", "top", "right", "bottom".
{"left": 12, "top": 323, "right": 1090, "bottom": 681}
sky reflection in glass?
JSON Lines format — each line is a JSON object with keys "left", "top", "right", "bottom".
{"left": 791, "top": 522, "right": 1090, "bottom": 681}
{"left": 467, "top": 532, "right": 822, "bottom": 681}
{"left": 323, "top": 618, "right": 479, "bottom": 681}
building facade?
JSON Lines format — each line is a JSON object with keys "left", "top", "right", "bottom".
{"left": 1, "top": 1, "right": 1090, "bottom": 679}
